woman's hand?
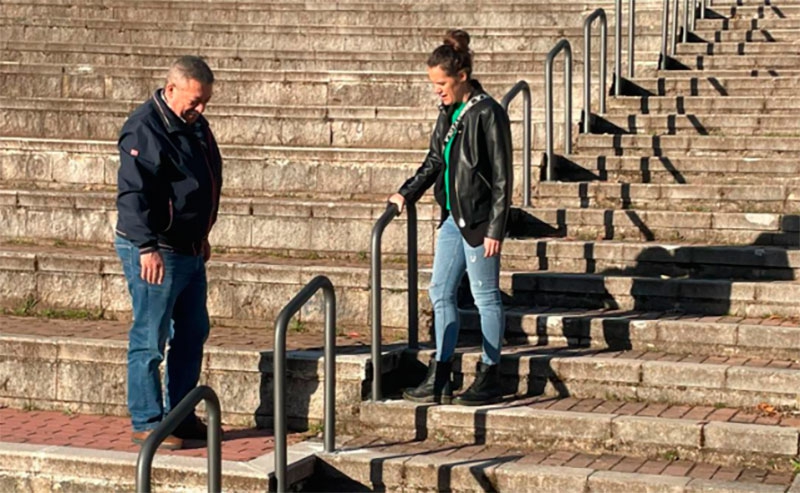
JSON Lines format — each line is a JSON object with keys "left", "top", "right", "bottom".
{"left": 388, "top": 193, "right": 406, "bottom": 214}
{"left": 484, "top": 237, "right": 502, "bottom": 258}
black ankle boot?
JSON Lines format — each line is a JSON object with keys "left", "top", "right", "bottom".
{"left": 402, "top": 359, "right": 453, "bottom": 404}
{"left": 453, "top": 361, "right": 503, "bottom": 406}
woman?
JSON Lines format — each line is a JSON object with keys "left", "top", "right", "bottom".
{"left": 388, "top": 29, "right": 512, "bottom": 406}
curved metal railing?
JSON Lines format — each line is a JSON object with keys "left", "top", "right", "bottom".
{"left": 501, "top": 81, "right": 532, "bottom": 207}
{"left": 544, "top": 38, "right": 573, "bottom": 182}
{"left": 136, "top": 385, "right": 222, "bottom": 493}
{"left": 370, "top": 201, "right": 418, "bottom": 401}
{"left": 583, "top": 9, "right": 608, "bottom": 134}
{"left": 273, "top": 275, "right": 336, "bottom": 493}
{"left": 661, "top": 0, "right": 707, "bottom": 69}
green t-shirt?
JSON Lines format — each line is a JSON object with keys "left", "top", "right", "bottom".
{"left": 444, "top": 102, "right": 466, "bottom": 211}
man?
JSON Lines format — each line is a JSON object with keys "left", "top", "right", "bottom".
{"left": 114, "top": 56, "right": 222, "bottom": 449}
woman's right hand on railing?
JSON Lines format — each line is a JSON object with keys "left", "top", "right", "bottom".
{"left": 388, "top": 193, "right": 406, "bottom": 215}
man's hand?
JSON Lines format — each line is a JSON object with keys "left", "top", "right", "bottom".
{"left": 140, "top": 251, "right": 165, "bottom": 285}
{"left": 388, "top": 193, "right": 406, "bottom": 214}
{"left": 484, "top": 237, "right": 502, "bottom": 258}
{"left": 202, "top": 239, "right": 211, "bottom": 262}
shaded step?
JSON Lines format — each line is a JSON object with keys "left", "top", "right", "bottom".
{"left": 678, "top": 41, "right": 800, "bottom": 55}
{"left": 532, "top": 181, "right": 800, "bottom": 213}
{"left": 461, "top": 306, "right": 800, "bottom": 360}
{"left": 627, "top": 75, "right": 800, "bottom": 97}
{"left": 672, "top": 54, "right": 800, "bottom": 70}
{"left": 609, "top": 95, "right": 800, "bottom": 114}
{"left": 596, "top": 112, "right": 800, "bottom": 136}
{"left": 360, "top": 397, "right": 800, "bottom": 470}
{"left": 556, "top": 154, "right": 800, "bottom": 183}
{"left": 575, "top": 133, "right": 800, "bottom": 157}
{"left": 405, "top": 345, "right": 800, "bottom": 410}
{"left": 508, "top": 270, "right": 800, "bottom": 316}
{"left": 691, "top": 27, "right": 800, "bottom": 43}
{"left": 316, "top": 437, "right": 794, "bottom": 492}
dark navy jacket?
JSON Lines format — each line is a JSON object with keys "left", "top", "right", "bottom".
{"left": 115, "top": 90, "right": 222, "bottom": 256}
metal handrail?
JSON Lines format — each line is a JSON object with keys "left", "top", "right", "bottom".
{"left": 273, "top": 275, "right": 336, "bottom": 493}
{"left": 583, "top": 9, "right": 608, "bottom": 134}
{"left": 660, "top": 0, "right": 706, "bottom": 69}
{"left": 544, "top": 38, "right": 573, "bottom": 182}
{"left": 501, "top": 81, "right": 532, "bottom": 207}
{"left": 370, "top": 201, "right": 418, "bottom": 401}
{"left": 136, "top": 386, "right": 222, "bottom": 493}
{"left": 613, "top": 0, "right": 636, "bottom": 95}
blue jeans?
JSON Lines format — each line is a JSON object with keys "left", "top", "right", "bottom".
{"left": 115, "top": 236, "right": 210, "bottom": 432}
{"left": 429, "top": 216, "right": 504, "bottom": 365}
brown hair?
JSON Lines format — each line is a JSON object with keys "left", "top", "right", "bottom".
{"left": 427, "top": 29, "right": 473, "bottom": 78}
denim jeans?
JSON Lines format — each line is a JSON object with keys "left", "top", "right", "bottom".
{"left": 429, "top": 216, "right": 504, "bottom": 365}
{"left": 114, "top": 236, "right": 210, "bottom": 432}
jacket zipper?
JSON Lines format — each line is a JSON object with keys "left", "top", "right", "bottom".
{"left": 452, "top": 127, "right": 466, "bottom": 228}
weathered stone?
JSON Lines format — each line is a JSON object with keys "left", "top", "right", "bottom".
{"left": 588, "top": 471, "right": 690, "bottom": 493}
{"left": 703, "top": 422, "right": 799, "bottom": 455}
{"left": 493, "top": 463, "right": 591, "bottom": 492}
{"left": 612, "top": 415, "right": 702, "bottom": 448}
{"left": 641, "top": 361, "right": 726, "bottom": 390}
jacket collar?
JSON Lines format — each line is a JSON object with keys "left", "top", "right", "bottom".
{"left": 151, "top": 89, "right": 208, "bottom": 134}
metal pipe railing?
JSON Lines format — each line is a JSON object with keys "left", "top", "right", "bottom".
{"left": 273, "top": 275, "right": 336, "bottom": 493}
{"left": 613, "top": 0, "right": 636, "bottom": 95}
{"left": 136, "top": 386, "right": 222, "bottom": 493}
{"left": 682, "top": 0, "right": 690, "bottom": 42}
{"left": 583, "top": 9, "right": 608, "bottom": 134}
{"left": 671, "top": 0, "right": 680, "bottom": 55}
{"left": 370, "top": 201, "right": 418, "bottom": 401}
{"left": 659, "top": 0, "right": 670, "bottom": 70}
{"left": 661, "top": 0, "right": 705, "bottom": 69}
{"left": 628, "top": 0, "right": 635, "bottom": 78}
{"left": 501, "top": 81, "right": 532, "bottom": 207}
{"left": 545, "top": 38, "right": 573, "bottom": 182}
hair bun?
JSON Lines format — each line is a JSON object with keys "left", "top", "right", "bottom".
{"left": 443, "top": 29, "right": 470, "bottom": 53}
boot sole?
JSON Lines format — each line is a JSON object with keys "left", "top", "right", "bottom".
{"left": 452, "top": 395, "right": 503, "bottom": 407}
{"left": 402, "top": 392, "right": 453, "bottom": 405}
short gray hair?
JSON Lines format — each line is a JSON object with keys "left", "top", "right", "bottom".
{"left": 167, "top": 55, "right": 214, "bottom": 85}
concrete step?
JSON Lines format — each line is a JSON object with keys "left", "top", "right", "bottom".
{"left": 360, "top": 396, "right": 800, "bottom": 470}
{"left": 0, "top": 97, "right": 539, "bottom": 149}
{"left": 0, "top": 61, "right": 608, "bottom": 110}
{"left": 558, "top": 154, "right": 800, "bottom": 183}
{"left": 0, "top": 40, "right": 650, "bottom": 73}
{"left": 691, "top": 27, "right": 800, "bottom": 43}
{"left": 672, "top": 54, "right": 800, "bottom": 70}
{"left": 609, "top": 95, "right": 800, "bottom": 114}
{"left": 0, "top": 17, "right": 668, "bottom": 52}
{"left": 677, "top": 41, "right": 800, "bottom": 55}
{"left": 2, "top": 1, "right": 670, "bottom": 27}
{"left": 3, "top": 187, "right": 799, "bottom": 251}
{"left": 0, "top": 318, "right": 406, "bottom": 428}
{"left": 596, "top": 112, "right": 800, "bottom": 136}
{"left": 2, "top": 241, "right": 798, "bottom": 327}
{"left": 316, "top": 436, "right": 795, "bottom": 492}
{"left": 508, "top": 270, "right": 800, "bottom": 317}
{"left": 461, "top": 306, "right": 800, "bottom": 360}
{"left": 628, "top": 75, "right": 800, "bottom": 98}
{"left": 574, "top": 133, "right": 800, "bottom": 156}
{"left": 533, "top": 181, "right": 800, "bottom": 213}
{"left": 404, "top": 345, "right": 800, "bottom": 410}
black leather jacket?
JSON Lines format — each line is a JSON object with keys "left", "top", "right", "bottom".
{"left": 398, "top": 79, "right": 513, "bottom": 247}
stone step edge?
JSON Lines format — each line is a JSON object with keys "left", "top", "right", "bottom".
{"left": 316, "top": 445, "right": 794, "bottom": 493}
{"left": 405, "top": 347, "right": 800, "bottom": 407}
{"left": 360, "top": 399, "right": 800, "bottom": 462}
{"left": 0, "top": 439, "right": 319, "bottom": 491}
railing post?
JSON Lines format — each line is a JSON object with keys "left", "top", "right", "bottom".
{"left": 501, "top": 81, "right": 532, "bottom": 207}
{"left": 406, "top": 203, "right": 418, "bottom": 349}
{"left": 136, "top": 386, "right": 222, "bottom": 493}
{"left": 583, "top": 9, "right": 608, "bottom": 134}
{"left": 545, "top": 39, "right": 572, "bottom": 182}
{"left": 628, "top": 0, "right": 635, "bottom": 78}
{"left": 682, "top": 0, "right": 690, "bottom": 42}
{"left": 660, "top": 0, "right": 670, "bottom": 70}
{"left": 273, "top": 276, "right": 336, "bottom": 493}
{"left": 671, "top": 0, "right": 680, "bottom": 55}
{"left": 614, "top": 0, "right": 622, "bottom": 96}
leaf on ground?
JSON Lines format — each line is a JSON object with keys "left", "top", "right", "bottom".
{"left": 757, "top": 402, "right": 777, "bottom": 416}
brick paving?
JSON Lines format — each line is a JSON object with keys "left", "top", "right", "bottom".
{"left": 0, "top": 407, "right": 309, "bottom": 461}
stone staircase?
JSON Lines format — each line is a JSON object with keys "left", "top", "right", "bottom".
{"left": 1, "top": 0, "right": 800, "bottom": 491}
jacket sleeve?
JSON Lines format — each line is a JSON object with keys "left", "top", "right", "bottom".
{"left": 397, "top": 112, "right": 446, "bottom": 204}
{"left": 116, "top": 124, "right": 164, "bottom": 253}
{"left": 483, "top": 104, "right": 513, "bottom": 241}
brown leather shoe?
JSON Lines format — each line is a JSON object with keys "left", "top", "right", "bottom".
{"left": 131, "top": 430, "right": 183, "bottom": 450}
